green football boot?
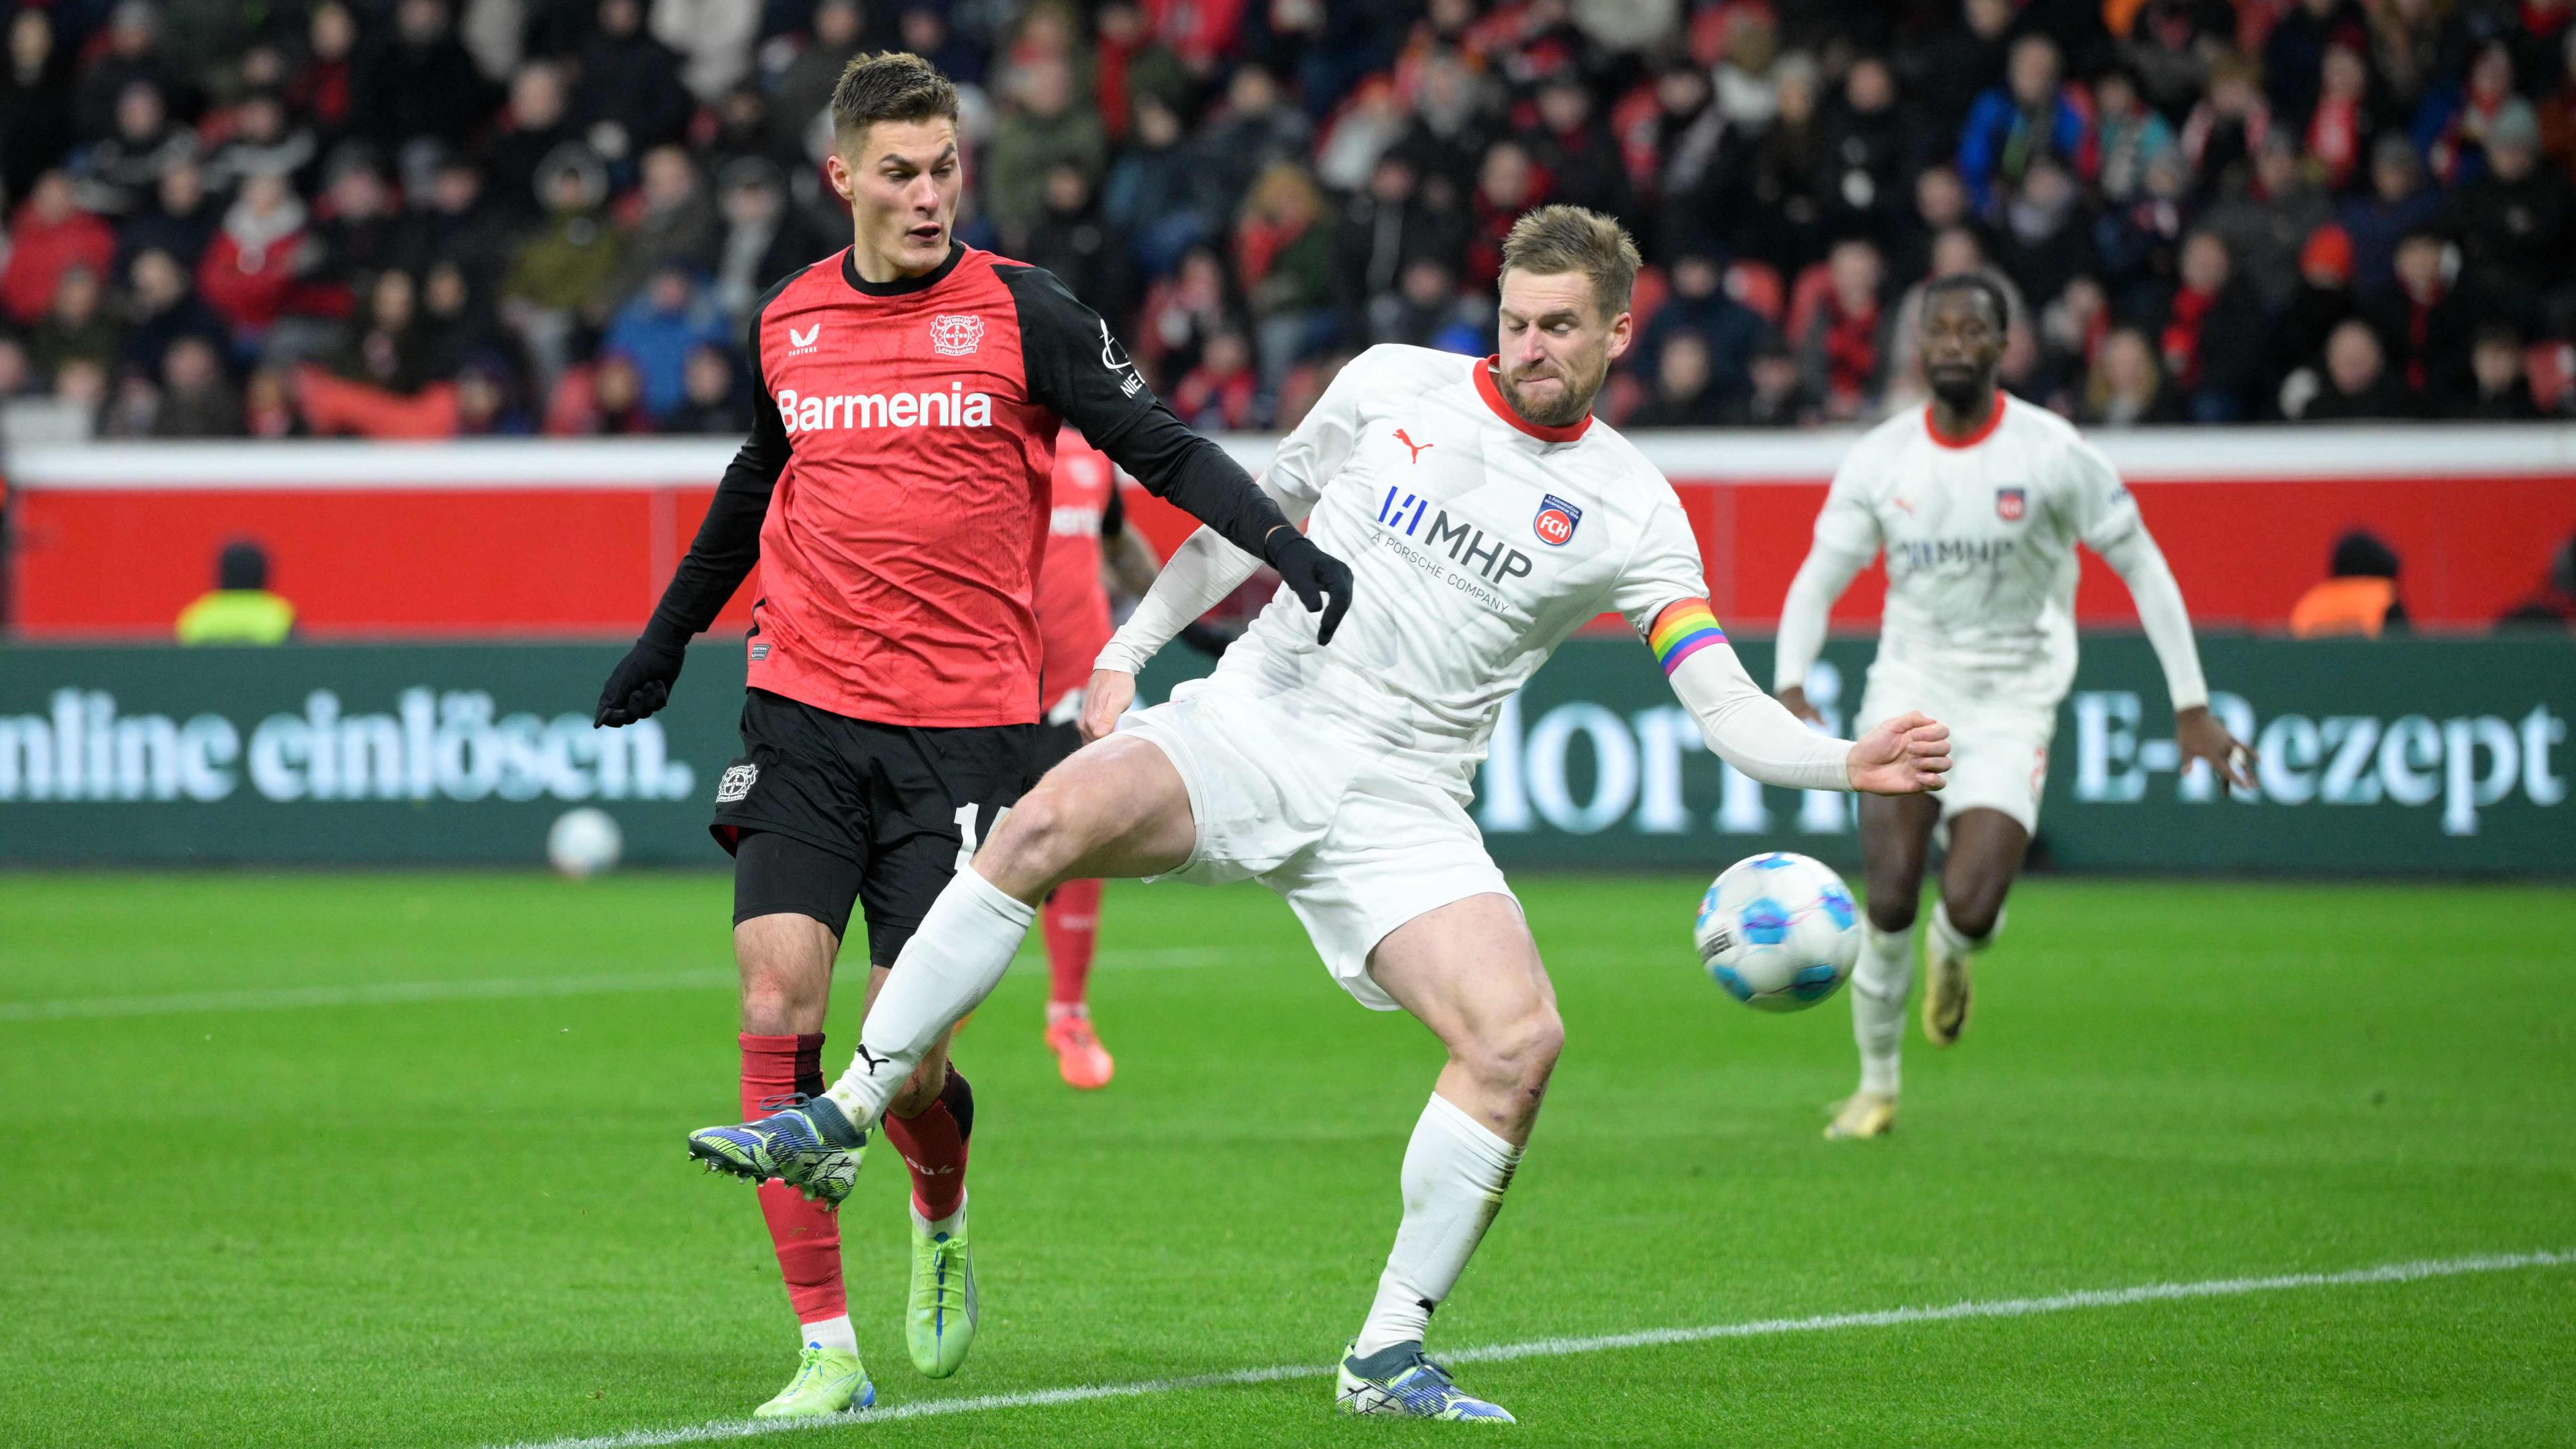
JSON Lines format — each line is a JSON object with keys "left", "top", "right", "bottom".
{"left": 751, "top": 1343, "right": 873, "bottom": 1419}
{"left": 906, "top": 1201, "right": 978, "bottom": 1377}
{"left": 686, "top": 1093, "right": 865, "bottom": 1206}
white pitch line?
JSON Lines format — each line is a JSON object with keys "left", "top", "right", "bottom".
{"left": 0, "top": 949, "right": 1236, "bottom": 1024}
{"left": 490, "top": 1248, "right": 2574, "bottom": 1449}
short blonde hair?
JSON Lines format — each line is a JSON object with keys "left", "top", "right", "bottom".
{"left": 1499, "top": 205, "right": 1642, "bottom": 318}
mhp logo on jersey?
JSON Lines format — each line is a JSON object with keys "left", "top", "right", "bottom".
{"left": 1534, "top": 494, "right": 1582, "bottom": 547}
{"left": 1995, "top": 486, "right": 2027, "bottom": 521}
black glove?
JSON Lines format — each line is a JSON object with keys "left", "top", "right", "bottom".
{"left": 595, "top": 628, "right": 688, "bottom": 726}
{"left": 1262, "top": 527, "right": 1356, "bottom": 645}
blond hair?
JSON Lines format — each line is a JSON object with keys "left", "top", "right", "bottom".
{"left": 1499, "top": 205, "right": 1642, "bottom": 318}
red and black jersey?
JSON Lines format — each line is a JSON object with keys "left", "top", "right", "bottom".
{"left": 1035, "top": 427, "right": 1120, "bottom": 713}
{"left": 645, "top": 242, "right": 1287, "bottom": 729}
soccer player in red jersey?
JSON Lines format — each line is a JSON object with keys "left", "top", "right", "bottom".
{"left": 593, "top": 54, "right": 1352, "bottom": 1418}
{"left": 1030, "top": 429, "right": 1161, "bottom": 1089}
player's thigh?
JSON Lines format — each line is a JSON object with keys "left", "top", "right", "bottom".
{"left": 977, "top": 733, "right": 1197, "bottom": 894}
{"left": 1367, "top": 894, "right": 1561, "bottom": 1069}
{"left": 731, "top": 829, "right": 863, "bottom": 1032}
{"left": 1858, "top": 792, "right": 1940, "bottom": 926}
{"left": 1938, "top": 808, "right": 2030, "bottom": 932}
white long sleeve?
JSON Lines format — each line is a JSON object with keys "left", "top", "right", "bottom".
{"left": 1669, "top": 638, "right": 1854, "bottom": 791}
{"left": 1093, "top": 474, "right": 1311, "bottom": 676}
{"left": 2093, "top": 528, "right": 2209, "bottom": 712}
{"left": 1772, "top": 539, "right": 1873, "bottom": 693}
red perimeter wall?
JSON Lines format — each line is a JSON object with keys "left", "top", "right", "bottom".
{"left": 9, "top": 449, "right": 2574, "bottom": 639}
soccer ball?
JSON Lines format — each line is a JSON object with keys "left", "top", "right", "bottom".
{"left": 1693, "top": 852, "right": 1862, "bottom": 1012}
{"left": 547, "top": 807, "right": 623, "bottom": 879}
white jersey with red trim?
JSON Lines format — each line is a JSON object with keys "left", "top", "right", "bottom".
{"left": 1815, "top": 392, "right": 2147, "bottom": 699}
{"left": 1203, "top": 344, "right": 1709, "bottom": 792}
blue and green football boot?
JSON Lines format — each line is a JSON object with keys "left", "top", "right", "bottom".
{"left": 687, "top": 1093, "right": 867, "bottom": 1206}
{"left": 1335, "top": 1340, "right": 1515, "bottom": 1422}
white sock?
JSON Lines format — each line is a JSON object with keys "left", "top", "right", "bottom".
{"left": 800, "top": 1313, "right": 857, "bottom": 1356}
{"left": 1352, "top": 1093, "right": 1523, "bottom": 1357}
{"left": 823, "top": 867, "right": 1034, "bottom": 1126}
{"left": 909, "top": 1191, "right": 967, "bottom": 1242}
{"left": 1929, "top": 898, "right": 2000, "bottom": 959}
{"left": 1851, "top": 921, "right": 1913, "bottom": 1097}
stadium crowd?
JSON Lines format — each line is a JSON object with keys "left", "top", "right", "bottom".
{"left": 4, "top": 0, "right": 2576, "bottom": 439}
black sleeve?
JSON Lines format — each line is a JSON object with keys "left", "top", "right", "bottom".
{"left": 996, "top": 263, "right": 1295, "bottom": 562}
{"left": 642, "top": 274, "right": 798, "bottom": 645}
{"left": 1099, "top": 481, "right": 1124, "bottom": 541}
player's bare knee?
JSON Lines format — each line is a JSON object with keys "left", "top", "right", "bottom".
{"left": 1944, "top": 894, "right": 2004, "bottom": 942}
{"left": 975, "top": 786, "right": 1087, "bottom": 894}
{"left": 1867, "top": 896, "right": 1919, "bottom": 934}
{"left": 1465, "top": 1004, "right": 1563, "bottom": 1097}
{"left": 739, "top": 969, "right": 822, "bottom": 1035}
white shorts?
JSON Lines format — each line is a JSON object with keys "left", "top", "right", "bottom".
{"left": 1856, "top": 659, "right": 2058, "bottom": 833}
{"left": 1118, "top": 684, "right": 1517, "bottom": 1010}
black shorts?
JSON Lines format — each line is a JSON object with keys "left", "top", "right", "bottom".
{"left": 715, "top": 688, "right": 1034, "bottom": 966}
{"left": 1030, "top": 717, "right": 1085, "bottom": 777}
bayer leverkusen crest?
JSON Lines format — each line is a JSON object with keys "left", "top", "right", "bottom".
{"left": 1534, "top": 494, "right": 1582, "bottom": 547}
{"left": 928, "top": 313, "right": 985, "bottom": 356}
{"left": 1995, "top": 486, "right": 2027, "bottom": 521}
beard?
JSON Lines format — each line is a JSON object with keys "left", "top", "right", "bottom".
{"left": 1499, "top": 352, "right": 1607, "bottom": 427}
{"left": 1927, "top": 366, "right": 1992, "bottom": 413}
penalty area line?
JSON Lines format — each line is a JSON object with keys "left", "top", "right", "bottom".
{"left": 492, "top": 1247, "right": 2574, "bottom": 1449}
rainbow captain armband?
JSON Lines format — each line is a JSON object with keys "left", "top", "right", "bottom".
{"left": 1647, "top": 598, "right": 1728, "bottom": 675}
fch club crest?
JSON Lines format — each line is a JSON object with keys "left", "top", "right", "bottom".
{"left": 1533, "top": 494, "right": 1582, "bottom": 547}
{"left": 928, "top": 313, "right": 985, "bottom": 356}
{"left": 1995, "top": 486, "right": 2027, "bottom": 521}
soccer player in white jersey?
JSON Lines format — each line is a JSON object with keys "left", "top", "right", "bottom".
{"left": 1775, "top": 274, "right": 2255, "bottom": 1143}
{"left": 686, "top": 206, "right": 1952, "bottom": 1420}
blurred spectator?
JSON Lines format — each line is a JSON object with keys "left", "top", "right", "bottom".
{"left": 292, "top": 5, "right": 363, "bottom": 147}
{"left": 1388, "top": 47, "right": 1490, "bottom": 200}
{"left": 397, "top": 153, "right": 515, "bottom": 295}
{"left": 653, "top": 0, "right": 760, "bottom": 103}
{"left": 121, "top": 162, "right": 219, "bottom": 274}
{"left": 2082, "top": 326, "right": 2179, "bottom": 427}
{"left": 670, "top": 342, "right": 749, "bottom": 432}
{"left": 154, "top": 336, "right": 246, "bottom": 437}
{"left": 2200, "top": 134, "right": 2330, "bottom": 312}
{"left": 1957, "top": 33, "right": 2092, "bottom": 210}
{"left": 2092, "top": 66, "right": 2178, "bottom": 205}
{"left": 502, "top": 147, "right": 625, "bottom": 387}
{"left": 1720, "top": 52, "right": 1829, "bottom": 274}
{"left": 586, "top": 352, "right": 657, "bottom": 433}
{"left": 1169, "top": 329, "right": 1258, "bottom": 429}
{"left": 1026, "top": 162, "right": 1132, "bottom": 324}
{"left": 1331, "top": 154, "right": 1461, "bottom": 335}
{"left": 455, "top": 358, "right": 535, "bottom": 435}
{"left": 1906, "top": 0, "right": 2013, "bottom": 152}
{"left": 1464, "top": 140, "right": 1546, "bottom": 285}
{"left": 2179, "top": 51, "right": 2271, "bottom": 189}
{"left": 602, "top": 265, "right": 729, "bottom": 419}
{"left": 711, "top": 160, "right": 832, "bottom": 322}
{"left": 576, "top": 0, "right": 696, "bottom": 162}
{"left": 1799, "top": 237, "right": 1890, "bottom": 420}
{"left": 2033, "top": 273, "right": 2110, "bottom": 407}
{"left": 1992, "top": 158, "right": 2095, "bottom": 313}
{"left": 985, "top": 56, "right": 1108, "bottom": 254}
{"left": 1525, "top": 74, "right": 1632, "bottom": 225}
{"left": 487, "top": 64, "right": 579, "bottom": 219}
{"left": 202, "top": 89, "right": 317, "bottom": 194}
{"left": 70, "top": 79, "right": 197, "bottom": 216}
{"left": 30, "top": 267, "right": 122, "bottom": 382}
{"left": 0, "top": 335, "right": 34, "bottom": 399}
{"left": 2263, "top": 0, "right": 2368, "bottom": 124}
{"left": 1236, "top": 162, "right": 1336, "bottom": 381}
{"left": 2159, "top": 231, "right": 2267, "bottom": 422}
{"left": 1725, "top": 338, "right": 1814, "bottom": 427}
{"left": 770, "top": 0, "right": 867, "bottom": 156}
{"left": 2498, "top": 534, "right": 2576, "bottom": 629}
{"left": 1815, "top": 55, "right": 1917, "bottom": 250}
{"left": 358, "top": 0, "right": 493, "bottom": 152}
{"left": 175, "top": 541, "right": 296, "bottom": 645}
{"left": 2459, "top": 323, "right": 2548, "bottom": 419}
{"left": 1136, "top": 244, "right": 1236, "bottom": 388}
{"left": 2300, "top": 38, "right": 2381, "bottom": 193}
{"left": 244, "top": 366, "right": 299, "bottom": 437}
{"left": 1104, "top": 94, "right": 1210, "bottom": 279}
{"left": 2449, "top": 101, "right": 2575, "bottom": 338}
{"left": 2417, "top": 38, "right": 2519, "bottom": 186}
{"left": 1194, "top": 65, "right": 1318, "bottom": 229}
{"left": 2290, "top": 530, "right": 2408, "bottom": 638}
{"left": 2, "top": 10, "right": 75, "bottom": 205}
{"left": 3, "top": 172, "right": 117, "bottom": 328}
{"left": 2368, "top": 231, "right": 2473, "bottom": 410}
{"left": 1627, "top": 331, "right": 1729, "bottom": 427}
{"left": 2341, "top": 135, "right": 2443, "bottom": 297}
{"left": 120, "top": 248, "right": 226, "bottom": 380}
{"left": 74, "top": 2, "right": 184, "bottom": 146}
{"left": 2299, "top": 319, "right": 2413, "bottom": 419}
{"left": 328, "top": 270, "right": 441, "bottom": 394}
{"left": 309, "top": 149, "right": 409, "bottom": 292}
{"left": 612, "top": 147, "right": 719, "bottom": 301}
{"left": 196, "top": 172, "right": 309, "bottom": 340}
{"left": 1368, "top": 255, "right": 1479, "bottom": 352}
{"left": 2543, "top": 28, "right": 2576, "bottom": 180}
{"left": 1633, "top": 252, "right": 1764, "bottom": 409}
{"left": 2273, "top": 223, "right": 2360, "bottom": 392}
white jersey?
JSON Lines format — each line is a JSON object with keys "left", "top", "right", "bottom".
{"left": 1815, "top": 394, "right": 2145, "bottom": 699}
{"left": 1203, "top": 345, "right": 1709, "bottom": 791}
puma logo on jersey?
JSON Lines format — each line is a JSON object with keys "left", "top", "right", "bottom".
{"left": 853, "top": 1044, "right": 890, "bottom": 1074}
{"left": 777, "top": 383, "right": 995, "bottom": 433}
{"left": 1395, "top": 427, "right": 1433, "bottom": 463}
{"left": 788, "top": 324, "right": 821, "bottom": 352}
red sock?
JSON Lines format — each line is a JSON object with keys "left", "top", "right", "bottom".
{"left": 879, "top": 1064, "right": 973, "bottom": 1221}
{"left": 740, "top": 1032, "right": 847, "bottom": 1325}
{"left": 1044, "top": 878, "right": 1103, "bottom": 1011}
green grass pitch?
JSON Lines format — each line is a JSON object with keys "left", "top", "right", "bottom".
{"left": 2, "top": 871, "right": 2571, "bottom": 1448}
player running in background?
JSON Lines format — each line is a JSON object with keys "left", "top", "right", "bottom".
{"left": 1032, "top": 428, "right": 1163, "bottom": 1089}
{"left": 687, "top": 206, "right": 1951, "bottom": 1421}
{"left": 593, "top": 53, "right": 1351, "bottom": 1419}
{"left": 1774, "top": 274, "right": 2255, "bottom": 1144}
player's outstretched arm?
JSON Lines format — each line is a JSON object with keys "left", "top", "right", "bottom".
{"left": 2091, "top": 523, "right": 2255, "bottom": 790}
{"left": 1773, "top": 461, "right": 1882, "bottom": 722}
{"left": 998, "top": 264, "right": 1354, "bottom": 643}
{"left": 597, "top": 293, "right": 791, "bottom": 727}
{"left": 1658, "top": 612, "right": 1949, "bottom": 795}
